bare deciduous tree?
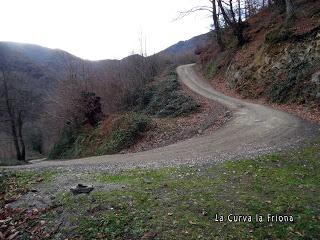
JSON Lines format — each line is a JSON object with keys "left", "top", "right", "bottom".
{"left": 217, "top": 0, "right": 247, "bottom": 46}
{"left": 0, "top": 69, "right": 37, "bottom": 161}
{"left": 177, "top": 0, "right": 225, "bottom": 50}
{"left": 41, "top": 50, "right": 165, "bottom": 152}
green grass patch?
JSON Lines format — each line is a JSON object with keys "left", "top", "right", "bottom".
{"left": 50, "top": 140, "right": 320, "bottom": 239}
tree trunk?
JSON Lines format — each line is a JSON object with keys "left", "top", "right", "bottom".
{"left": 211, "top": 0, "right": 224, "bottom": 50}
{"left": 10, "top": 114, "right": 22, "bottom": 160}
{"left": 17, "top": 111, "right": 26, "bottom": 161}
{"left": 274, "top": 0, "right": 286, "bottom": 10}
{"left": 285, "top": 0, "right": 295, "bottom": 21}
{"left": 234, "top": 25, "right": 245, "bottom": 46}
{"left": 1, "top": 71, "right": 22, "bottom": 161}
{"left": 217, "top": 0, "right": 246, "bottom": 46}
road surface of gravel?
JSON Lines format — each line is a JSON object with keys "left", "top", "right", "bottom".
{"left": 2, "top": 64, "right": 319, "bottom": 173}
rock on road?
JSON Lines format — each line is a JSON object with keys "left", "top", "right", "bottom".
{"left": 2, "top": 64, "right": 319, "bottom": 172}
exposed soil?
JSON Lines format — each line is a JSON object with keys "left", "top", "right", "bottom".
{"left": 205, "top": 70, "right": 320, "bottom": 124}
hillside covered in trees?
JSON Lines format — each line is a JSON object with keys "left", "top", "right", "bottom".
{"left": 0, "top": 37, "right": 207, "bottom": 163}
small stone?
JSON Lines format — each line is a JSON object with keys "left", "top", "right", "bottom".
{"left": 141, "top": 231, "right": 157, "bottom": 239}
{"left": 143, "top": 178, "right": 153, "bottom": 184}
{"left": 70, "top": 184, "right": 94, "bottom": 195}
{"left": 36, "top": 177, "right": 44, "bottom": 183}
{"left": 311, "top": 72, "right": 320, "bottom": 85}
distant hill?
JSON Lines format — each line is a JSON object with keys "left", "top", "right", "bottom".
{"left": 0, "top": 42, "right": 79, "bottom": 91}
{"left": 0, "top": 42, "right": 75, "bottom": 71}
{"left": 0, "top": 32, "right": 211, "bottom": 92}
{"left": 159, "top": 32, "right": 211, "bottom": 56}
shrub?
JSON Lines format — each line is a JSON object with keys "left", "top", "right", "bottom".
{"left": 265, "top": 27, "right": 292, "bottom": 44}
{"left": 97, "top": 113, "right": 151, "bottom": 155}
{"left": 47, "top": 126, "right": 79, "bottom": 159}
{"left": 267, "top": 61, "right": 313, "bottom": 104}
{"left": 268, "top": 74, "right": 298, "bottom": 103}
{"left": 48, "top": 91, "right": 104, "bottom": 159}
{"left": 77, "top": 91, "right": 104, "bottom": 127}
{"left": 134, "top": 72, "right": 200, "bottom": 117}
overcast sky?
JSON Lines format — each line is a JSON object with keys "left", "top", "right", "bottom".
{"left": 0, "top": 0, "right": 212, "bottom": 60}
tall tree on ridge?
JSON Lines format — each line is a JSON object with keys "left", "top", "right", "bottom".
{"left": 177, "top": 0, "right": 225, "bottom": 51}
{"left": 217, "top": 0, "right": 246, "bottom": 46}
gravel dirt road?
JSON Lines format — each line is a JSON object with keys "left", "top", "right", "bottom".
{"left": 2, "top": 64, "right": 319, "bottom": 172}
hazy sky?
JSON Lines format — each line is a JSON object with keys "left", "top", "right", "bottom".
{"left": 0, "top": 0, "right": 212, "bottom": 60}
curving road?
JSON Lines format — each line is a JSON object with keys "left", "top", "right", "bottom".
{"left": 2, "top": 64, "right": 319, "bottom": 172}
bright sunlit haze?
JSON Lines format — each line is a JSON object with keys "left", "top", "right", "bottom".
{"left": 1, "top": 0, "right": 212, "bottom": 60}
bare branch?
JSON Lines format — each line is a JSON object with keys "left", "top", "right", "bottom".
{"left": 174, "top": 5, "right": 213, "bottom": 21}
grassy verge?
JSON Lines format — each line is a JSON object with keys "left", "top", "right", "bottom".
{"left": 43, "top": 140, "right": 320, "bottom": 239}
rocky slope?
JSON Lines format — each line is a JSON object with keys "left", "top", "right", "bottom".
{"left": 198, "top": 0, "right": 320, "bottom": 122}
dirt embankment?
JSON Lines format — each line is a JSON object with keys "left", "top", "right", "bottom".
{"left": 198, "top": 0, "right": 320, "bottom": 123}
